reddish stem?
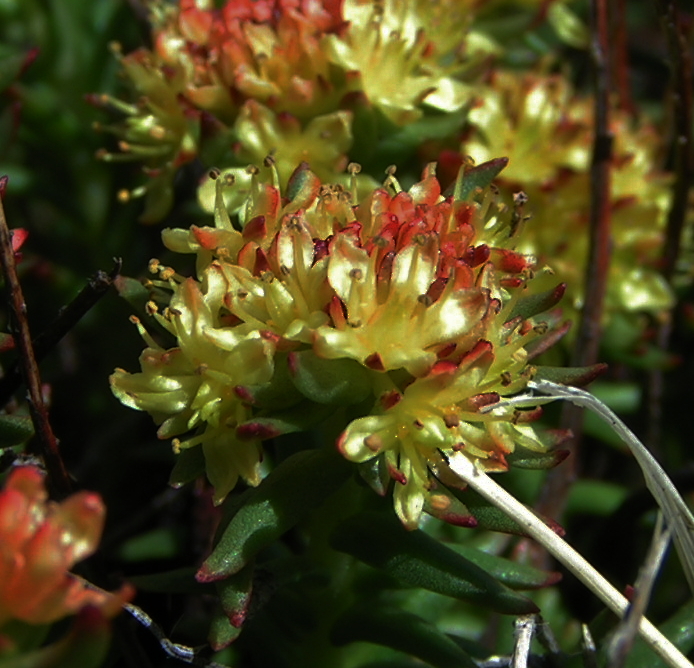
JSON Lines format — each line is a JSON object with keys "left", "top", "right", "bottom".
{"left": 0, "top": 177, "right": 72, "bottom": 497}
{"left": 536, "top": 0, "right": 613, "bottom": 525}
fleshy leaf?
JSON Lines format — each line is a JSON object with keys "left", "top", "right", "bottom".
{"left": 533, "top": 363, "right": 607, "bottom": 387}
{"left": 508, "top": 283, "right": 566, "bottom": 321}
{"left": 235, "top": 401, "right": 336, "bottom": 441}
{"left": 331, "top": 604, "right": 478, "bottom": 668}
{"left": 285, "top": 162, "right": 321, "bottom": 206}
{"left": 169, "top": 445, "right": 206, "bottom": 488}
{"left": 287, "top": 350, "right": 373, "bottom": 405}
{"left": 449, "top": 545, "right": 561, "bottom": 590}
{"left": 448, "top": 487, "right": 565, "bottom": 537}
{"left": 197, "top": 448, "right": 352, "bottom": 582}
{"left": 217, "top": 565, "right": 254, "bottom": 630}
{"left": 113, "top": 276, "right": 151, "bottom": 316}
{"left": 236, "top": 352, "right": 304, "bottom": 410}
{"left": 208, "top": 606, "right": 242, "bottom": 652}
{"left": 505, "top": 446, "right": 569, "bottom": 470}
{"left": 330, "top": 511, "right": 538, "bottom": 614}
{"left": 453, "top": 157, "right": 509, "bottom": 202}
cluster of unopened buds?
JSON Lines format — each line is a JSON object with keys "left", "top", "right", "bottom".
{"left": 112, "top": 159, "right": 575, "bottom": 529}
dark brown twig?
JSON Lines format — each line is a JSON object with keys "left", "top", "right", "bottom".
{"left": 610, "top": 0, "right": 636, "bottom": 117}
{"left": 647, "top": 0, "right": 693, "bottom": 451}
{"left": 0, "top": 177, "right": 72, "bottom": 497}
{"left": 0, "top": 260, "right": 122, "bottom": 409}
{"left": 536, "top": 0, "right": 613, "bottom": 524}
{"left": 655, "top": 0, "right": 694, "bottom": 285}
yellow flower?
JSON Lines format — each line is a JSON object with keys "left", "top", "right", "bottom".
{"left": 0, "top": 467, "right": 131, "bottom": 627}
{"left": 111, "top": 271, "right": 276, "bottom": 502}
{"left": 113, "top": 161, "right": 567, "bottom": 524}
{"left": 324, "top": 0, "right": 475, "bottom": 125}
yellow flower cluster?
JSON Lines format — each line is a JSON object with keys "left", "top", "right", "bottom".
{"left": 112, "top": 162, "right": 568, "bottom": 528}
{"left": 464, "top": 71, "right": 674, "bottom": 327}
{"left": 96, "top": 0, "right": 484, "bottom": 221}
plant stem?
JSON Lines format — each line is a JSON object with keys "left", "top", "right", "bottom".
{"left": 0, "top": 260, "right": 121, "bottom": 409}
{"left": 447, "top": 452, "right": 693, "bottom": 668}
{"left": 647, "top": 0, "right": 693, "bottom": 450}
{"left": 0, "top": 177, "right": 72, "bottom": 497}
{"left": 537, "top": 0, "right": 614, "bottom": 525}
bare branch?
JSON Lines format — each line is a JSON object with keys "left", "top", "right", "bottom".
{"left": 0, "top": 177, "right": 71, "bottom": 497}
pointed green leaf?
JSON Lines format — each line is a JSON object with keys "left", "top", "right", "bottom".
{"left": 448, "top": 487, "right": 565, "bottom": 538}
{"left": 533, "top": 364, "right": 607, "bottom": 387}
{"left": 357, "top": 456, "right": 390, "bottom": 497}
{"left": 331, "top": 604, "right": 478, "bottom": 668}
{"left": 508, "top": 283, "right": 566, "bottom": 321}
{"left": 197, "top": 448, "right": 352, "bottom": 582}
{"left": 330, "top": 511, "right": 538, "bottom": 614}
{"left": 506, "top": 446, "right": 569, "bottom": 470}
{"left": 449, "top": 545, "right": 561, "bottom": 590}
{"left": 113, "top": 275, "right": 150, "bottom": 315}
{"left": 454, "top": 157, "right": 509, "bottom": 202}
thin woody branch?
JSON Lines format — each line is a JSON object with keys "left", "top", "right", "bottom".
{"left": 537, "top": 0, "right": 613, "bottom": 523}
{"left": 647, "top": 0, "right": 693, "bottom": 450}
{"left": 0, "top": 177, "right": 72, "bottom": 497}
{"left": 0, "top": 259, "right": 122, "bottom": 409}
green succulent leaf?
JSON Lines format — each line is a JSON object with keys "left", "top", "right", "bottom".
{"left": 331, "top": 604, "right": 478, "bottom": 668}
{"left": 235, "top": 400, "right": 337, "bottom": 440}
{"left": 547, "top": 2, "right": 590, "bottom": 49}
{"left": 169, "top": 444, "right": 206, "bottom": 488}
{"left": 197, "top": 448, "right": 352, "bottom": 582}
{"left": 454, "top": 157, "right": 509, "bottom": 202}
{"left": 505, "top": 445, "right": 569, "bottom": 470}
{"left": 330, "top": 511, "right": 538, "bottom": 615}
{"left": 113, "top": 275, "right": 150, "bottom": 314}
{"left": 449, "top": 545, "right": 561, "bottom": 590}
{"left": 236, "top": 352, "right": 304, "bottom": 410}
{"left": 448, "top": 487, "right": 565, "bottom": 538}
{"left": 533, "top": 363, "right": 607, "bottom": 387}
{"left": 217, "top": 563, "right": 255, "bottom": 630}
{"left": 208, "top": 607, "right": 242, "bottom": 652}
{"left": 508, "top": 283, "right": 566, "bottom": 321}
{"left": 287, "top": 350, "right": 373, "bottom": 405}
